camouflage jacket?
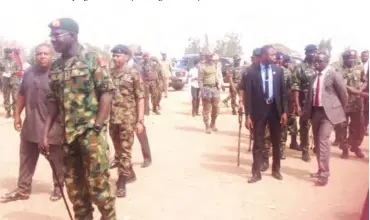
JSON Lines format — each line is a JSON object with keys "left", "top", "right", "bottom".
{"left": 0, "top": 58, "right": 20, "bottom": 84}
{"left": 199, "top": 62, "right": 217, "bottom": 88}
{"left": 109, "top": 67, "right": 144, "bottom": 124}
{"left": 291, "top": 61, "right": 316, "bottom": 106}
{"left": 282, "top": 66, "right": 292, "bottom": 89}
{"left": 230, "top": 65, "right": 243, "bottom": 86}
{"left": 337, "top": 65, "right": 364, "bottom": 112}
{"left": 47, "top": 46, "right": 115, "bottom": 144}
{"left": 142, "top": 61, "right": 163, "bottom": 81}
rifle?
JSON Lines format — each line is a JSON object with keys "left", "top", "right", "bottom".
{"left": 237, "top": 111, "right": 243, "bottom": 166}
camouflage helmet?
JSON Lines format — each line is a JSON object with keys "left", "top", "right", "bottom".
{"left": 233, "top": 55, "right": 241, "bottom": 61}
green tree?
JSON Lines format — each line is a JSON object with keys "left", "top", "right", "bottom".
{"left": 184, "top": 37, "right": 201, "bottom": 54}
{"left": 214, "top": 33, "right": 243, "bottom": 57}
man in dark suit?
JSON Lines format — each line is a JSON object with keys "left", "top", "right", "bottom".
{"left": 302, "top": 52, "right": 348, "bottom": 186}
{"left": 243, "top": 45, "right": 288, "bottom": 183}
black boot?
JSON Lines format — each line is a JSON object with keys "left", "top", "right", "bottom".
{"left": 137, "top": 127, "right": 152, "bottom": 168}
{"left": 116, "top": 175, "right": 126, "bottom": 198}
{"left": 127, "top": 168, "right": 137, "bottom": 184}
{"left": 289, "top": 135, "right": 301, "bottom": 151}
{"left": 302, "top": 149, "right": 311, "bottom": 162}
{"left": 195, "top": 99, "right": 200, "bottom": 116}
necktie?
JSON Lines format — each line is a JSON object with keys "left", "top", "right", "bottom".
{"left": 314, "top": 72, "right": 322, "bottom": 106}
{"left": 264, "top": 65, "right": 269, "bottom": 99}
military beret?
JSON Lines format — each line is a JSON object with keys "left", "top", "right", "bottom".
{"left": 252, "top": 48, "right": 261, "bottom": 57}
{"left": 276, "top": 52, "right": 283, "bottom": 59}
{"left": 111, "top": 44, "right": 132, "bottom": 56}
{"left": 342, "top": 50, "right": 357, "bottom": 58}
{"left": 3, "top": 48, "right": 12, "bottom": 54}
{"left": 304, "top": 44, "right": 318, "bottom": 52}
{"left": 233, "top": 55, "right": 241, "bottom": 60}
{"left": 48, "top": 18, "right": 79, "bottom": 34}
{"left": 283, "top": 55, "right": 291, "bottom": 62}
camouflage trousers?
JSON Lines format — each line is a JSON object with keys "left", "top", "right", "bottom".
{"left": 229, "top": 86, "right": 238, "bottom": 109}
{"left": 63, "top": 129, "right": 116, "bottom": 220}
{"left": 2, "top": 78, "right": 19, "bottom": 112}
{"left": 109, "top": 121, "right": 135, "bottom": 177}
{"left": 201, "top": 86, "right": 220, "bottom": 125}
{"left": 262, "top": 125, "right": 271, "bottom": 161}
{"left": 146, "top": 80, "right": 161, "bottom": 110}
{"left": 299, "top": 118, "right": 311, "bottom": 152}
{"left": 337, "top": 111, "right": 364, "bottom": 150}
{"left": 280, "top": 115, "right": 298, "bottom": 152}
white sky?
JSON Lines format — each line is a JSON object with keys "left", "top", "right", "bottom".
{"left": 0, "top": 0, "right": 369, "bottom": 60}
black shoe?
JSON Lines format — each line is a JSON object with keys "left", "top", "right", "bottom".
{"left": 50, "top": 187, "right": 62, "bottom": 202}
{"left": 289, "top": 135, "right": 301, "bottom": 151}
{"left": 141, "top": 159, "right": 152, "bottom": 168}
{"left": 110, "top": 160, "right": 118, "bottom": 169}
{"left": 0, "top": 190, "right": 29, "bottom": 203}
{"left": 272, "top": 171, "right": 283, "bottom": 180}
{"left": 341, "top": 148, "right": 349, "bottom": 159}
{"left": 260, "top": 162, "right": 269, "bottom": 172}
{"left": 248, "top": 175, "right": 261, "bottom": 183}
{"left": 302, "top": 151, "right": 311, "bottom": 162}
{"left": 116, "top": 176, "right": 126, "bottom": 198}
{"left": 127, "top": 169, "right": 137, "bottom": 184}
{"left": 351, "top": 148, "right": 365, "bottom": 158}
{"left": 315, "top": 177, "right": 328, "bottom": 186}
{"left": 309, "top": 172, "right": 320, "bottom": 178}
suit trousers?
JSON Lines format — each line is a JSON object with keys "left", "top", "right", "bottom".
{"left": 251, "top": 102, "right": 281, "bottom": 177}
{"left": 18, "top": 139, "right": 64, "bottom": 195}
{"left": 311, "top": 107, "right": 334, "bottom": 178}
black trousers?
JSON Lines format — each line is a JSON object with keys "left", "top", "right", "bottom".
{"left": 251, "top": 102, "right": 281, "bottom": 177}
{"left": 18, "top": 139, "right": 64, "bottom": 195}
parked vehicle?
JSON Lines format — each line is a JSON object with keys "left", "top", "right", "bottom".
{"left": 169, "top": 66, "right": 187, "bottom": 90}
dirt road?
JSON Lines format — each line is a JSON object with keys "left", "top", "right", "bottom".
{"left": 0, "top": 88, "right": 368, "bottom": 220}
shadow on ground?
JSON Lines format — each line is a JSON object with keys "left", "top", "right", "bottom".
{"left": 1, "top": 211, "right": 64, "bottom": 220}
{"left": 0, "top": 177, "right": 51, "bottom": 194}
{"left": 174, "top": 126, "right": 239, "bottom": 136}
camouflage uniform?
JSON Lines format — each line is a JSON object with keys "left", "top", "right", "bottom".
{"left": 199, "top": 62, "right": 220, "bottom": 133}
{"left": 291, "top": 60, "right": 316, "bottom": 160}
{"left": 262, "top": 125, "right": 271, "bottom": 167}
{"left": 47, "top": 46, "right": 116, "bottom": 220}
{"left": 336, "top": 64, "right": 365, "bottom": 158}
{"left": 229, "top": 65, "right": 243, "bottom": 114}
{"left": 109, "top": 66, "right": 144, "bottom": 196}
{"left": 142, "top": 60, "right": 163, "bottom": 114}
{"left": 0, "top": 58, "right": 20, "bottom": 116}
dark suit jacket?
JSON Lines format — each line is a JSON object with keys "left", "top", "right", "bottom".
{"left": 244, "top": 64, "right": 288, "bottom": 120}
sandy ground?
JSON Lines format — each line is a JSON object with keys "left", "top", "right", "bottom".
{"left": 0, "top": 87, "right": 368, "bottom": 220}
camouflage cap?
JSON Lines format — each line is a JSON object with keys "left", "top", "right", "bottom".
{"left": 111, "top": 44, "right": 132, "bottom": 56}
{"left": 233, "top": 55, "right": 241, "bottom": 60}
{"left": 304, "top": 44, "right": 317, "bottom": 52}
{"left": 283, "top": 54, "right": 291, "bottom": 62}
{"left": 48, "top": 18, "right": 79, "bottom": 34}
{"left": 3, "top": 48, "right": 12, "bottom": 54}
{"left": 252, "top": 48, "right": 262, "bottom": 57}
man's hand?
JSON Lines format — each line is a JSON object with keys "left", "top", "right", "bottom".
{"left": 136, "top": 122, "right": 144, "bottom": 134}
{"left": 238, "top": 101, "right": 244, "bottom": 113}
{"left": 14, "top": 116, "right": 22, "bottom": 132}
{"left": 245, "top": 116, "right": 253, "bottom": 130}
{"left": 280, "top": 113, "right": 288, "bottom": 127}
{"left": 39, "top": 137, "right": 50, "bottom": 156}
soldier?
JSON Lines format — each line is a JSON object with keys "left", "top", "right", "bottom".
{"left": 108, "top": 44, "right": 145, "bottom": 197}
{"left": 291, "top": 44, "right": 318, "bottom": 162}
{"left": 199, "top": 52, "right": 220, "bottom": 133}
{"left": 40, "top": 18, "right": 116, "bottom": 219}
{"left": 275, "top": 52, "right": 283, "bottom": 67}
{"left": 0, "top": 48, "right": 20, "bottom": 118}
{"left": 151, "top": 56, "right": 164, "bottom": 110}
{"left": 336, "top": 50, "right": 366, "bottom": 159}
{"left": 225, "top": 55, "right": 243, "bottom": 115}
{"left": 142, "top": 53, "right": 163, "bottom": 115}
{"left": 160, "top": 52, "right": 171, "bottom": 98}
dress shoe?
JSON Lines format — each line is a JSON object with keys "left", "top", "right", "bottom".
{"left": 141, "top": 159, "right": 152, "bottom": 168}
{"left": 116, "top": 176, "right": 126, "bottom": 198}
{"left": 260, "top": 162, "right": 269, "bottom": 172}
{"left": 302, "top": 151, "right": 311, "bottom": 162}
{"left": 315, "top": 177, "right": 328, "bottom": 186}
{"left": 272, "top": 171, "right": 283, "bottom": 180}
{"left": 248, "top": 175, "right": 261, "bottom": 183}
{"left": 309, "top": 172, "right": 320, "bottom": 178}
{"left": 50, "top": 187, "right": 62, "bottom": 202}
{"left": 351, "top": 148, "right": 365, "bottom": 158}
{"left": 0, "top": 190, "right": 29, "bottom": 203}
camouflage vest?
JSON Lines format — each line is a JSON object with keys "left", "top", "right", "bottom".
{"left": 200, "top": 63, "right": 217, "bottom": 86}
{"left": 231, "top": 65, "right": 243, "bottom": 85}
{"left": 338, "top": 65, "right": 363, "bottom": 112}
{"left": 142, "top": 61, "right": 158, "bottom": 81}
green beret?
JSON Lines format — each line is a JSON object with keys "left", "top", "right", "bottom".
{"left": 48, "top": 18, "right": 79, "bottom": 34}
{"left": 111, "top": 44, "right": 132, "bottom": 56}
{"left": 4, "top": 48, "right": 12, "bottom": 54}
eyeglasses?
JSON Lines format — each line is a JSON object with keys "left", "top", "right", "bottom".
{"left": 49, "top": 32, "right": 69, "bottom": 41}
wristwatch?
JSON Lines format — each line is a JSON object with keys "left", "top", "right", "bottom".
{"left": 93, "top": 124, "right": 103, "bottom": 133}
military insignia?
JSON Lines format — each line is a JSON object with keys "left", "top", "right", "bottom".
{"left": 52, "top": 20, "right": 61, "bottom": 28}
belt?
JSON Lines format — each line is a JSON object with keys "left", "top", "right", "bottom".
{"left": 265, "top": 99, "right": 273, "bottom": 104}
{"left": 204, "top": 84, "right": 216, "bottom": 87}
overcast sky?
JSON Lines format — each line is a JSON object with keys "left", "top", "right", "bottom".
{"left": 0, "top": 0, "right": 369, "bottom": 60}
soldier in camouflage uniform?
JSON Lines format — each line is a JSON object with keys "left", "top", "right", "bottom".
{"left": 291, "top": 44, "right": 318, "bottom": 162}
{"left": 336, "top": 50, "right": 366, "bottom": 159}
{"left": 275, "top": 52, "right": 283, "bottom": 67}
{"left": 199, "top": 52, "right": 220, "bottom": 133}
{"left": 226, "top": 55, "right": 243, "bottom": 115}
{"left": 0, "top": 48, "right": 20, "bottom": 118}
{"left": 109, "top": 45, "right": 145, "bottom": 197}
{"left": 142, "top": 53, "right": 163, "bottom": 115}
{"left": 41, "top": 18, "right": 116, "bottom": 219}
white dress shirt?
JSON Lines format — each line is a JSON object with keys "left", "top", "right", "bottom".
{"left": 312, "top": 67, "right": 328, "bottom": 107}
{"left": 188, "top": 67, "right": 199, "bottom": 88}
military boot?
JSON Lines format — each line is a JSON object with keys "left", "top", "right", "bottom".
{"left": 116, "top": 175, "right": 126, "bottom": 198}
{"left": 191, "top": 100, "right": 196, "bottom": 117}
{"left": 137, "top": 127, "right": 152, "bottom": 168}
{"left": 153, "top": 107, "right": 161, "bottom": 115}
{"left": 289, "top": 135, "right": 301, "bottom": 151}
{"left": 195, "top": 99, "right": 200, "bottom": 116}
{"left": 127, "top": 168, "right": 137, "bottom": 184}
{"left": 5, "top": 111, "right": 11, "bottom": 119}
{"left": 301, "top": 147, "right": 311, "bottom": 162}
{"left": 231, "top": 108, "right": 237, "bottom": 115}
{"left": 210, "top": 117, "right": 218, "bottom": 132}
{"left": 205, "top": 124, "right": 212, "bottom": 134}
{"left": 351, "top": 147, "right": 365, "bottom": 158}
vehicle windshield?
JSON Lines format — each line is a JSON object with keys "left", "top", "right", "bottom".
{"left": 177, "top": 59, "right": 187, "bottom": 69}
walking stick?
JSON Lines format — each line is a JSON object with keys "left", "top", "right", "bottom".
{"left": 237, "top": 111, "right": 243, "bottom": 166}
{"left": 42, "top": 151, "right": 74, "bottom": 220}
